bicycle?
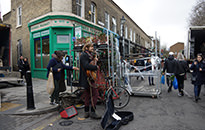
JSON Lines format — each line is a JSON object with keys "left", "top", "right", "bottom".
{"left": 73, "top": 75, "right": 130, "bottom": 109}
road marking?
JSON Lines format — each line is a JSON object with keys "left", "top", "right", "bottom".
{"left": 0, "top": 102, "right": 22, "bottom": 111}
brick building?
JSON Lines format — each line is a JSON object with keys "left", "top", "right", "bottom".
{"left": 3, "top": 0, "right": 151, "bottom": 79}
{"left": 170, "top": 42, "right": 184, "bottom": 57}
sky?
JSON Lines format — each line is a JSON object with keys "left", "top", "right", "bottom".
{"left": 0, "top": 0, "right": 197, "bottom": 49}
{"left": 113, "top": 0, "right": 197, "bottom": 49}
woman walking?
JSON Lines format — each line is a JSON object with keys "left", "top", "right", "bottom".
{"left": 47, "top": 51, "right": 79, "bottom": 105}
{"left": 175, "top": 53, "right": 188, "bottom": 96}
{"left": 190, "top": 53, "right": 205, "bottom": 102}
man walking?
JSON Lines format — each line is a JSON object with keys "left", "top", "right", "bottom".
{"left": 162, "top": 52, "right": 177, "bottom": 92}
{"left": 17, "top": 55, "right": 25, "bottom": 79}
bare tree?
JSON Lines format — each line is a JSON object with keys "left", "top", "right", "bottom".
{"left": 189, "top": 0, "right": 205, "bottom": 26}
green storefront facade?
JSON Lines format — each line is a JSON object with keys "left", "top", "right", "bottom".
{"left": 28, "top": 13, "right": 103, "bottom": 79}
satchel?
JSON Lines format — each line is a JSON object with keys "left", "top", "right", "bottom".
{"left": 191, "top": 75, "right": 197, "bottom": 82}
{"left": 47, "top": 69, "right": 55, "bottom": 95}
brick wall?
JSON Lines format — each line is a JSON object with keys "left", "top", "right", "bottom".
{"left": 3, "top": 0, "right": 51, "bottom": 70}
{"left": 170, "top": 42, "right": 184, "bottom": 57}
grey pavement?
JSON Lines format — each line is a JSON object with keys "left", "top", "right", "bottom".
{"left": 0, "top": 78, "right": 60, "bottom": 115}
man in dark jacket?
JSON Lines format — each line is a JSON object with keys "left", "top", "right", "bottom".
{"left": 135, "top": 55, "right": 145, "bottom": 80}
{"left": 79, "top": 43, "right": 100, "bottom": 119}
{"left": 175, "top": 53, "right": 188, "bottom": 96}
{"left": 17, "top": 55, "right": 25, "bottom": 79}
{"left": 162, "top": 52, "right": 177, "bottom": 92}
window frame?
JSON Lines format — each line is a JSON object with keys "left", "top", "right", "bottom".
{"left": 76, "top": 0, "right": 82, "bottom": 17}
{"left": 125, "top": 26, "right": 128, "bottom": 39}
{"left": 130, "top": 28, "right": 132, "bottom": 41}
{"left": 17, "top": 6, "right": 22, "bottom": 27}
{"left": 112, "top": 17, "right": 116, "bottom": 33}
{"left": 105, "top": 12, "right": 109, "bottom": 29}
{"left": 91, "top": 3, "right": 96, "bottom": 23}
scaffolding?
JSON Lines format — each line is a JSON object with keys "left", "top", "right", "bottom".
{"left": 119, "top": 32, "right": 162, "bottom": 98}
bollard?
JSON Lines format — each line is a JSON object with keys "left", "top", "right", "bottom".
{"left": 26, "top": 71, "right": 35, "bottom": 110}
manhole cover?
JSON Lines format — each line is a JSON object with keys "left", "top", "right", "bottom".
{"left": 59, "top": 121, "right": 73, "bottom": 126}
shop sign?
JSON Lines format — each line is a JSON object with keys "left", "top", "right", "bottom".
{"left": 75, "top": 26, "right": 82, "bottom": 39}
{"left": 31, "top": 21, "right": 51, "bottom": 32}
{"left": 41, "top": 30, "right": 49, "bottom": 36}
{"left": 33, "top": 30, "right": 49, "bottom": 38}
{"left": 33, "top": 32, "right": 40, "bottom": 38}
{"left": 52, "top": 19, "right": 72, "bottom": 27}
{"left": 31, "top": 19, "right": 72, "bottom": 32}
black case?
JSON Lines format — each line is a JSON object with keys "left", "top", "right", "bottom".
{"left": 101, "top": 95, "right": 134, "bottom": 130}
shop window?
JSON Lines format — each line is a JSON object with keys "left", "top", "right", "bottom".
{"left": 91, "top": 2, "right": 96, "bottom": 23}
{"left": 42, "top": 36, "right": 49, "bottom": 68}
{"left": 76, "top": 0, "right": 82, "bottom": 17}
{"left": 17, "top": 6, "right": 22, "bottom": 27}
{"left": 34, "top": 38, "right": 41, "bottom": 68}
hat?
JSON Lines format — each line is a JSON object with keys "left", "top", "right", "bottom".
{"left": 55, "top": 51, "right": 64, "bottom": 58}
{"left": 169, "top": 52, "right": 174, "bottom": 55}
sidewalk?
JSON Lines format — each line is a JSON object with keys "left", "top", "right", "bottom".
{"left": 0, "top": 78, "right": 60, "bottom": 115}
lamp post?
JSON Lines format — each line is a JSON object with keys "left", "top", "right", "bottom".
{"left": 120, "top": 16, "right": 126, "bottom": 60}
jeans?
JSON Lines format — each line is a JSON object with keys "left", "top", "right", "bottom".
{"left": 176, "top": 74, "right": 184, "bottom": 94}
{"left": 166, "top": 75, "right": 173, "bottom": 87}
{"left": 148, "top": 76, "right": 154, "bottom": 85}
{"left": 194, "top": 85, "right": 201, "bottom": 98}
{"left": 50, "top": 80, "right": 60, "bottom": 102}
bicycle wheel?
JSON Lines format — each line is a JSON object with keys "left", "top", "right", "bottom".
{"left": 107, "top": 86, "right": 130, "bottom": 109}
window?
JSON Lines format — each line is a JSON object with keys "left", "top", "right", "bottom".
{"left": 120, "top": 24, "right": 123, "bottom": 36}
{"left": 125, "top": 26, "right": 128, "bottom": 39}
{"left": 42, "top": 36, "right": 49, "bottom": 68}
{"left": 130, "top": 29, "right": 132, "bottom": 41}
{"left": 17, "top": 39, "right": 22, "bottom": 59}
{"left": 76, "top": 0, "right": 82, "bottom": 17}
{"left": 112, "top": 17, "right": 116, "bottom": 33}
{"left": 133, "top": 31, "right": 136, "bottom": 42}
{"left": 17, "top": 6, "right": 22, "bottom": 26}
{"left": 33, "top": 30, "right": 50, "bottom": 69}
{"left": 91, "top": 3, "right": 96, "bottom": 23}
{"left": 34, "top": 38, "right": 41, "bottom": 68}
{"left": 105, "top": 12, "right": 109, "bottom": 29}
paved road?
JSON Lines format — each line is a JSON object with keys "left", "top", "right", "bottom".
{"left": 0, "top": 74, "right": 205, "bottom": 130}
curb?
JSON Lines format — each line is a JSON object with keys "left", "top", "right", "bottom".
{"left": 4, "top": 104, "right": 60, "bottom": 116}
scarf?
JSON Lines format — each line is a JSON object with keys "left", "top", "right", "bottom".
{"left": 85, "top": 50, "right": 94, "bottom": 60}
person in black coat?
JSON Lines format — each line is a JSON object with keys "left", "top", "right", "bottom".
{"left": 47, "top": 51, "right": 79, "bottom": 105}
{"left": 190, "top": 53, "right": 205, "bottom": 102}
{"left": 162, "top": 52, "right": 177, "bottom": 92}
{"left": 175, "top": 53, "right": 188, "bottom": 96}
{"left": 146, "top": 59, "right": 154, "bottom": 85}
{"left": 79, "top": 43, "right": 100, "bottom": 119}
{"left": 17, "top": 55, "right": 25, "bottom": 79}
{"left": 23, "top": 57, "right": 30, "bottom": 80}
{"left": 135, "top": 55, "right": 145, "bottom": 80}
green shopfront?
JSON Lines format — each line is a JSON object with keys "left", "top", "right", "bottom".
{"left": 28, "top": 13, "right": 103, "bottom": 79}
